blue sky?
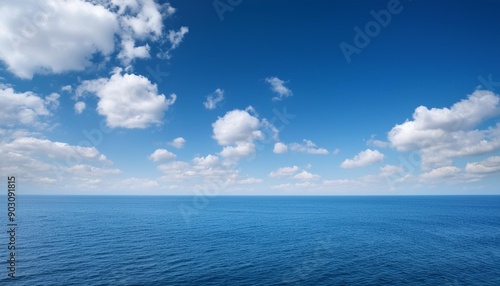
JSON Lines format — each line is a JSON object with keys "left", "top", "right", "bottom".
{"left": 1, "top": 0, "right": 500, "bottom": 195}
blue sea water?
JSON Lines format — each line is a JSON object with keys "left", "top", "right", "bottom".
{"left": 1, "top": 195, "right": 499, "bottom": 285}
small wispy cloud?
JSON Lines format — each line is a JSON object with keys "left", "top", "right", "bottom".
{"left": 204, "top": 88, "right": 224, "bottom": 110}
{"left": 340, "top": 149, "right": 384, "bottom": 168}
{"left": 168, "top": 26, "right": 189, "bottom": 49}
{"left": 169, "top": 137, "right": 186, "bottom": 149}
{"left": 265, "top": 76, "right": 292, "bottom": 101}
{"left": 289, "top": 139, "right": 329, "bottom": 155}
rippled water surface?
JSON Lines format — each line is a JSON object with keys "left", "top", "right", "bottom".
{"left": 1, "top": 195, "right": 499, "bottom": 285}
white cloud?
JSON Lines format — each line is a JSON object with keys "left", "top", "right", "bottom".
{"left": 121, "top": 177, "right": 159, "bottom": 189}
{"left": 271, "top": 182, "right": 319, "bottom": 190}
{"left": 323, "top": 179, "right": 360, "bottom": 186}
{"left": 114, "top": 0, "right": 178, "bottom": 63}
{"left": 379, "top": 164, "right": 404, "bottom": 177}
{"left": 416, "top": 165, "right": 482, "bottom": 185}
{"left": 118, "top": 0, "right": 165, "bottom": 39}
{"left": 288, "top": 139, "right": 329, "bottom": 155}
{"left": 157, "top": 161, "right": 191, "bottom": 181}
{"left": 420, "top": 166, "right": 461, "bottom": 181}
{"left": 148, "top": 149, "right": 176, "bottom": 162}
{"left": 220, "top": 142, "right": 255, "bottom": 159}
{"left": 168, "top": 26, "right": 189, "bottom": 49}
{"left": 0, "top": 135, "right": 117, "bottom": 186}
{"left": 117, "top": 37, "right": 150, "bottom": 65}
{"left": 37, "top": 177, "right": 58, "bottom": 184}
{"left": 388, "top": 90, "right": 500, "bottom": 169}
{"left": 212, "top": 107, "right": 267, "bottom": 160}
{"left": 76, "top": 68, "right": 176, "bottom": 129}
{"left": 155, "top": 154, "right": 261, "bottom": 189}
{"left": 45, "top": 93, "right": 59, "bottom": 109}
{"left": 261, "top": 118, "right": 280, "bottom": 141}
{"left": 0, "top": 0, "right": 185, "bottom": 78}
{"left": 192, "top": 154, "right": 219, "bottom": 168}
{"left": 340, "top": 149, "right": 385, "bottom": 168}
{"left": 204, "top": 88, "right": 224, "bottom": 110}
{"left": 159, "top": 26, "right": 189, "bottom": 59}
{"left": 235, "top": 177, "right": 263, "bottom": 184}
{"left": 273, "top": 142, "right": 288, "bottom": 154}
{"left": 74, "top": 101, "right": 86, "bottom": 114}
{"left": 0, "top": 0, "right": 119, "bottom": 79}
{"left": 212, "top": 108, "right": 262, "bottom": 145}
{"left": 465, "top": 156, "right": 500, "bottom": 174}
{"left": 0, "top": 87, "right": 59, "bottom": 126}
{"left": 269, "top": 166, "right": 320, "bottom": 181}
{"left": 293, "top": 170, "right": 320, "bottom": 180}
{"left": 367, "top": 135, "right": 389, "bottom": 148}
{"left": 169, "top": 137, "right": 186, "bottom": 149}
{"left": 61, "top": 85, "right": 72, "bottom": 92}
{"left": 265, "top": 76, "right": 292, "bottom": 101}
{"left": 67, "top": 164, "right": 121, "bottom": 176}
{"left": 269, "top": 166, "right": 299, "bottom": 177}
{"left": 4, "top": 137, "right": 110, "bottom": 163}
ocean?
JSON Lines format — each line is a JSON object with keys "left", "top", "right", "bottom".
{"left": 1, "top": 195, "right": 499, "bottom": 285}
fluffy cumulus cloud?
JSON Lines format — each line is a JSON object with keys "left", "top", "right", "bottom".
{"left": 265, "top": 77, "right": 292, "bottom": 101}
{"left": 118, "top": 38, "right": 151, "bottom": 65}
{"left": 204, "top": 88, "right": 224, "bottom": 110}
{"left": 288, "top": 139, "right": 329, "bottom": 154}
{"left": 219, "top": 142, "right": 255, "bottom": 158}
{"left": 192, "top": 154, "right": 219, "bottom": 168}
{"left": 0, "top": 87, "right": 59, "bottom": 126}
{"left": 76, "top": 68, "right": 176, "bottom": 129}
{"left": 273, "top": 142, "right": 288, "bottom": 154}
{"left": 116, "top": 0, "right": 180, "bottom": 63}
{"left": 340, "top": 149, "right": 385, "bottom": 168}
{"left": 388, "top": 90, "right": 500, "bottom": 169}
{"left": 0, "top": 0, "right": 118, "bottom": 79}
{"left": 212, "top": 107, "right": 268, "bottom": 160}
{"left": 0, "top": 0, "right": 186, "bottom": 78}
{"left": 465, "top": 156, "right": 500, "bottom": 174}
{"left": 74, "top": 101, "right": 86, "bottom": 114}
{"left": 169, "top": 137, "right": 185, "bottom": 149}
{"left": 148, "top": 149, "right": 176, "bottom": 162}
{"left": 212, "top": 108, "right": 262, "bottom": 145}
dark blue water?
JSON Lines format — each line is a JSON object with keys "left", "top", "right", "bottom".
{"left": 1, "top": 196, "right": 499, "bottom": 285}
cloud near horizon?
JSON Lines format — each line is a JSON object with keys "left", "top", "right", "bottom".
{"left": 388, "top": 90, "right": 500, "bottom": 169}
